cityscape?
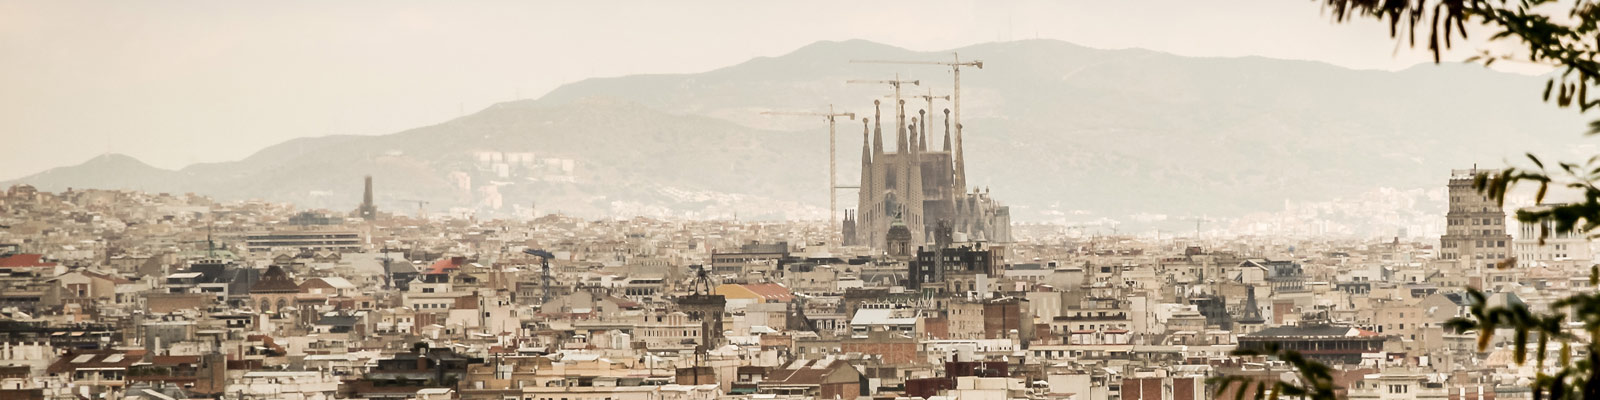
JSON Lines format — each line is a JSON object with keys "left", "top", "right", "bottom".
{"left": 4, "top": 2, "right": 1600, "bottom": 400}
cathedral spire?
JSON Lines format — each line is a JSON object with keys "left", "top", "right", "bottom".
{"left": 942, "top": 109, "right": 951, "bottom": 152}
{"left": 895, "top": 100, "right": 908, "bottom": 154}
{"left": 909, "top": 117, "right": 920, "bottom": 156}
{"left": 861, "top": 118, "right": 872, "bottom": 165}
{"left": 955, "top": 122, "right": 966, "bottom": 192}
{"left": 872, "top": 100, "right": 883, "bottom": 157}
{"left": 918, "top": 110, "right": 928, "bottom": 151}
{"left": 858, "top": 116, "right": 875, "bottom": 249}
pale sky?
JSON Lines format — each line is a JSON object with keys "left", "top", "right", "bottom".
{"left": 0, "top": 0, "right": 1519, "bottom": 180}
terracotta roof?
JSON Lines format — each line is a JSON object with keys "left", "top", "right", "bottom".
{"left": 78, "top": 270, "right": 133, "bottom": 285}
{"left": 717, "top": 283, "right": 795, "bottom": 302}
{"left": 744, "top": 283, "right": 794, "bottom": 302}
{"left": 0, "top": 254, "right": 55, "bottom": 269}
{"left": 424, "top": 257, "right": 467, "bottom": 275}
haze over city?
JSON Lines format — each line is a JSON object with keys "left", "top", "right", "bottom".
{"left": 4, "top": 2, "right": 1600, "bottom": 400}
{"left": 0, "top": 0, "right": 1546, "bottom": 179}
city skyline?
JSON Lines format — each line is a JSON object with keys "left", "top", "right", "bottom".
{"left": 4, "top": 3, "right": 1599, "bottom": 399}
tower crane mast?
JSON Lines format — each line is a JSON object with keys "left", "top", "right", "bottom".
{"left": 522, "top": 249, "right": 556, "bottom": 304}
{"left": 761, "top": 105, "right": 856, "bottom": 245}
{"left": 886, "top": 88, "right": 951, "bottom": 141}
{"left": 402, "top": 199, "right": 431, "bottom": 219}
{"left": 846, "top": 74, "right": 919, "bottom": 124}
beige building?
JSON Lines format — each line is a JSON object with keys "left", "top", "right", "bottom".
{"left": 1439, "top": 169, "right": 1512, "bottom": 279}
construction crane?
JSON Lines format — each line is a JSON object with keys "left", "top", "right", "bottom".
{"left": 852, "top": 54, "right": 982, "bottom": 188}
{"left": 176, "top": 222, "right": 220, "bottom": 258}
{"left": 885, "top": 88, "right": 951, "bottom": 142}
{"left": 522, "top": 248, "right": 555, "bottom": 304}
{"left": 761, "top": 105, "right": 856, "bottom": 243}
{"left": 847, "top": 74, "right": 919, "bottom": 142}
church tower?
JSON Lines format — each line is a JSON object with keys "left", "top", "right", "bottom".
{"left": 906, "top": 117, "right": 926, "bottom": 246}
{"left": 887, "top": 210, "right": 913, "bottom": 261}
{"left": 854, "top": 118, "right": 873, "bottom": 248}
{"left": 869, "top": 101, "right": 886, "bottom": 249}
{"left": 357, "top": 175, "right": 377, "bottom": 221}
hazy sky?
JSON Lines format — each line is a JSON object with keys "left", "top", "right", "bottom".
{"left": 0, "top": 0, "right": 1520, "bottom": 180}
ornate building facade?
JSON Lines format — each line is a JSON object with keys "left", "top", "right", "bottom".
{"left": 849, "top": 100, "right": 1011, "bottom": 251}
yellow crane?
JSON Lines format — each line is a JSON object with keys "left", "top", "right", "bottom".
{"left": 762, "top": 106, "right": 856, "bottom": 243}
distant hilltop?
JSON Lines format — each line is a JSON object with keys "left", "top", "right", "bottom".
{"left": 7, "top": 39, "right": 1585, "bottom": 227}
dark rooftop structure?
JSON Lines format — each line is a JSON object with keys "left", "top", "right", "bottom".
{"left": 1239, "top": 324, "right": 1385, "bottom": 365}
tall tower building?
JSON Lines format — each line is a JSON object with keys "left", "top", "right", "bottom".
{"left": 1440, "top": 169, "right": 1512, "bottom": 275}
{"left": 357, "top": 175, "right": 377, "bottom": 221}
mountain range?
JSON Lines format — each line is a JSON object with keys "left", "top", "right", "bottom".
{"left": 8, "top": 39, "right": 1591, "bottom": 227}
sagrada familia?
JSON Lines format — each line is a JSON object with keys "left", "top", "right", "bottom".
{"left": 842, "top": 99, "right": 1011, "bottom": 254}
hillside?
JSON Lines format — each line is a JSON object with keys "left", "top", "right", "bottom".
{"left": 8, "top": 39, "right": 1588, "bottom": 227}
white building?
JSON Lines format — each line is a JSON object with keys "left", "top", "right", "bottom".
{"left": 1347, "top": 371, "right": 1447, "bottom": 400}
{"left": 1514, "top": 218, "right": 1594, "bottom": 267}
{"left": 225, "top": 371, "right": 340, "bottom": 400}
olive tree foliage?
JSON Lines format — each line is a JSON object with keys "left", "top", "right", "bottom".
{"left": 1216, "top": 1, "right": 1600, "bottom": 399}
